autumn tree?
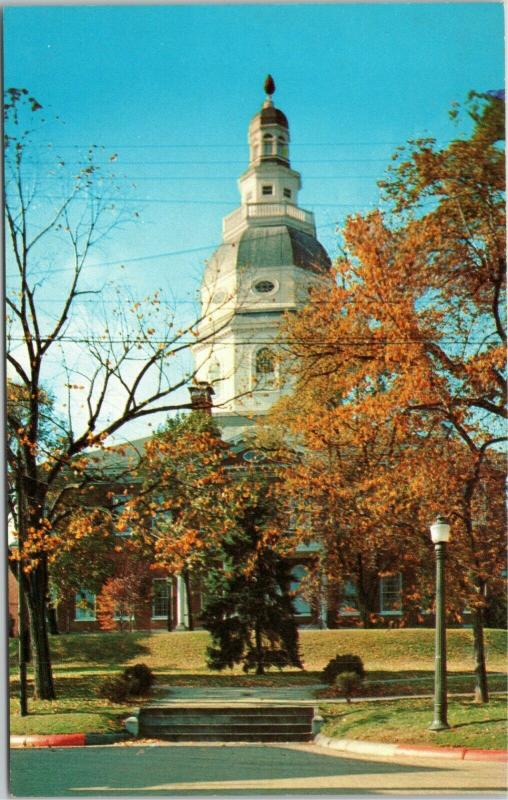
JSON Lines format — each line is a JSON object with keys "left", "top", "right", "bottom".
{"left": 117, "top": 410, "right": 233, "bottom": 629}
{"left": 5, "top": 89, "right": 233, "bottom": 700}
{"left": 120, "top": 410, "right": 301, "bottom": 669}
{"left": 267, "top": 414, "right": 429, "bottom": 629}
{"left": 272, "top": 91, "right": 505, "bottom": 701}
{"left": 96, "top": 547, "right": 152, "bottom": 632}
{"left": 48, "top": 508, "right": 117, "bottom": 632}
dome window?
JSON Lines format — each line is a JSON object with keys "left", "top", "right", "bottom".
{"left": 262, "top": 185, "right": 273, "bottom": 196}
{"left": 262, "top": 134, "right": 274, "bottom": 156}
{"left": 254, "top": 280, "right": 276, "bottom": 294}
{"left": 283, "top": 188, "right": 291, "bottom": 199}
{"left": 277, "top": 136, "right": 288, "bottom": 158}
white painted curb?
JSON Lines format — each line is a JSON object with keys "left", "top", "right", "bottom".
{"left": 315, "top": 733, "right": 398, "bottom": 757}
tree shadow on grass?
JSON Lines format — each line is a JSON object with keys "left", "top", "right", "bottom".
{"left": 47, "top": 632, "right": 150, "bottom": 666}
{"left": 452, "top": 717, "right": 506, "bottom": 729}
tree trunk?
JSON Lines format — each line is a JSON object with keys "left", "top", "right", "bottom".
{"left": 25, "top": 565, "right": 56, "bottom": 700}
{"left": 47, "top": 605, "right": 59, "bottom": 635}
{"left": 471, "top": 606, "right": 489, "bottom": 704}
{"left": 254, "top": 624, "right": 264, "bottom": 675}
{"left": 356, "top": 555, "right": 372, "bottom": 628}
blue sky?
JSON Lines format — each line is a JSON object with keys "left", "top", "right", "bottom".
{"left": 4, "top": 3, "right": 504, "bottom": 438}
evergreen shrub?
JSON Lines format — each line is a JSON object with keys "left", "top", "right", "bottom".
{"left": 123, "top": 663, "right": 154, "bottom": 695}
{"left": 322, "top": 653, "right": 365, "bottom": 684}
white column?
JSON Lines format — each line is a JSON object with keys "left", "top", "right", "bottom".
{"left": 175, "top": 574, "right": 189, "bottom": 630}
{"left": 319, "top": 573, "right": 328, "bottom": 629}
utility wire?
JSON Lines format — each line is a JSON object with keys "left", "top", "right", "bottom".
{"left": 7, "top": 335, "right": 497, "bottom": 346}
{"left": 18, "top": 174, "right": 385, "bottom": 181}
{"left": 24, "top": 157, "right": 393, "bottom": 166}
{"left": 32, "top": 139, "right": 452, "bottom": 148}
{"left": 6, "top": 221, "right": 343, "bottom": 279}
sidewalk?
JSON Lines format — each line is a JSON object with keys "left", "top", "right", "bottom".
{"left": 155, "top": 684, "right": 323, "bottom": 704}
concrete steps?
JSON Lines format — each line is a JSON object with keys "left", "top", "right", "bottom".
{"left": 137, "top": 704, "right": 317, "bottom": 742}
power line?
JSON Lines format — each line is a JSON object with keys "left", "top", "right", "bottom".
{"left": 24, "top": 158, "right": 392, "bottom": 166}
{"left": 19, "top": 174, "right": 383, "bottom": 181}
{"left": 7, "top": 335, "right": 497, "bottom": 346}
{"left": 6, "top": 221, "right": 343, "bottom": 280}
{"left": 4, "top": 194, "right": 375, "bottom": 208}
{"left": 30, "top": 139, "right": 452, "bottom": 149}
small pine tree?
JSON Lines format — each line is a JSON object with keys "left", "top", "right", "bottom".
{"left": 201, "top": 494, "right": 302, "bottom": 675}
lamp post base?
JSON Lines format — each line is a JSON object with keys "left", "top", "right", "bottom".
{"left": 429, "top": 719, "right": 450, "bottom": 731}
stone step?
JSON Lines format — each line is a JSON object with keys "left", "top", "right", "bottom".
{"left": 140, "top": 721, "right": 313, "bottom": 734}
{"left": 140, "top": 705, "right": 314, "bottom": 717}
{"left": 137, "top": 704, "right": 316, "bottom": 742}
{"left": 138, "top": 731, "right": 313, "bottom": 743}
{"left": 139, "top": 712, "right": 313, "bottom": 724}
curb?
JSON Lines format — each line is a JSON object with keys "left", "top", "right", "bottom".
{"left": 11, "top": 730, "right": 507, "bottom": 762}
{"left": 314, "top": 733, "right": 508, "bottom": 763}
{"left": 10, "top": 733, "right": 131, "bottom": 749}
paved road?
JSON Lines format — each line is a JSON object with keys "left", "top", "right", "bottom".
{"left": 10, "top": 743, "right": 507, "bottom": 796}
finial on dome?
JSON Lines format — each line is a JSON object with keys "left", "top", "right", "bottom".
{"left": 264, "top": 74, "right": 276, "bottom": 98}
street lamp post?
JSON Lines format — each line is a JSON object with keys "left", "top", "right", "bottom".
{"left": 429, "top": 515, "right": 451, "bottom": 732}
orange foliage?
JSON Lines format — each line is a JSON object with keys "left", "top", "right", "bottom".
{"left": 267, "top": 93, "right": 506, "bottom": 619}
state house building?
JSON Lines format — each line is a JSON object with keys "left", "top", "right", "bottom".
{"left": 9, "top": 79, "right": 406, "bottom": 635}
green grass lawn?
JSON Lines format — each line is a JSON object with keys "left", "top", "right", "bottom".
{"left": 9, "top": 628, "right": 507, "bottom": 742}
{"left": 320, "top": 697, "right": 508, "bottom": 750}
{"left": 9, "top": 627, "right": 507, "bottom": 673}
{"left": 9, "top": 673, "right": 137, "bottom": 736}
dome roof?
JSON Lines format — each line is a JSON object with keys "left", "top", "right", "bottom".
{"left": 210, "top": 225, "right": 331, "bottom": 275}
{"left": 255, "top": 104, "right": 289, "bottom": 129}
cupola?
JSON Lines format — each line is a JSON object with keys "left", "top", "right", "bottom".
{"left": 248, "top": 75, "right": 290, "bottom": 167}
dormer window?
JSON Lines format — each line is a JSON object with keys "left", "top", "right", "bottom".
{"left": 262, "top": 185, "right": 273, "bottom": 196}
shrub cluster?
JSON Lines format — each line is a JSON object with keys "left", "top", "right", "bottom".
{"left": 322, "top": 653, "right": 365, "bottom": 685}
{"left": 97, "top": 663, "right": 154, "bottom": 703}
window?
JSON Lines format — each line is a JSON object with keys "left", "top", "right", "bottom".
{"left": 262, "top": 185, "right": 273, "bottom": 196}
{"left": 75, "top": 590, "right": 96, "bottom": 622}
{"left": 152, "top": 578, "right": 170, "bottom": 620}
{"left": 255, "top": 348, "right": 276, "bottom": 388}
{"left": 380, "top": 574, "right": 403, "bottom": 614}
{"left": 291, "top": 565, "right": 312, "bottom": 615}
{"left": 254, "top": 280, "right": 275, "bottom": 294}
{"left": 339, "top": 579, "right": 359, "bottom": 616}
{"left": 283, "top": 188, "right": 291, "bottom": 199}
{"left": 113, "top": 604, "right": 134, "bottom": 622}
{"left": 277, "top": 136, "right": 288, "bottom": 158}
{"left": 262, "top": 134, "right": 273, "bottom": 156}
